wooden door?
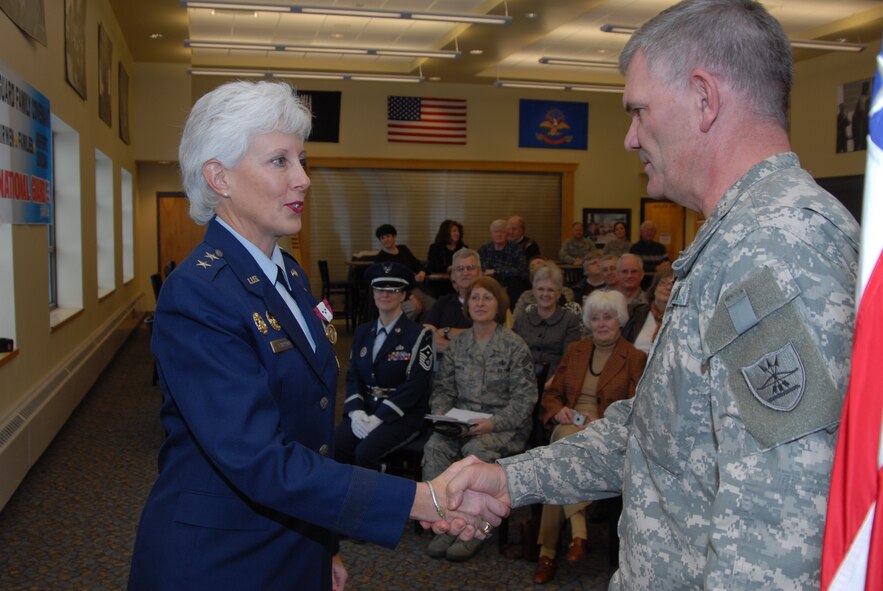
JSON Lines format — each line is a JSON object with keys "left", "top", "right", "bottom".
{"left": 157, "top": 192, "right": 204, "bottom": 274}
{"left": 641, "top": 199, "right": 685, "bottom": 262}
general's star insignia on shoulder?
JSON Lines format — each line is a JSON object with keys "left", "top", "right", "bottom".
{"left": 741, "top": 341, "right": 805, "bottom": 411}
{"left": 197, "top": 260, "right": 211, "bottom": 269}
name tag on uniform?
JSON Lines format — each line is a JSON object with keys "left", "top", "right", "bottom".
{"left": 270, "top": 338, "right": 294, "bottom": 353}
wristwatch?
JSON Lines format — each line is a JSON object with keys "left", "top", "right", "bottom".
{"left": 442, "top": 327, "right": 451, "bottom": 340}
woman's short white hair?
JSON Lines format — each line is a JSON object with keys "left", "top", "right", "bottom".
{"left": 583, "top": 289, "right": 629, "bottom": 328}
{"left": 178, "top": 81, "right": 312, "bottom": 224}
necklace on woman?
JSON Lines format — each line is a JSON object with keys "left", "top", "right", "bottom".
{"left": 588, "top": 346, "right": 602, "bottom": 377}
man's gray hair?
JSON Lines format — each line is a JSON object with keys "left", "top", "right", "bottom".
{"left": 619, "top": 0, "right": 792, "bottom": 128}
{"left": 179, "top": 81, "right": 313, "bottom": 224}
{"left": 452, "top": 247, "right": 481, "bottom": 266}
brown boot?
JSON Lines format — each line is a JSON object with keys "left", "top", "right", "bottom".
{"left": 566, "top": 537, "right": 587, "bottom": 561}
{"left": 533, "top": 556, "right": 556, "bottom": 585}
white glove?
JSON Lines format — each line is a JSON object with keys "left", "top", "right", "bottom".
{"left": 349, "top": 410, "right": 368, "bottom": 439}
{"left": 362, "top": 414, "right": 383, "bottom": 435}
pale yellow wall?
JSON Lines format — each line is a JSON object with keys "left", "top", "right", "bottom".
{"left": 0, "top": 0, "right": 138, "bottom": 420}
{"left": 791, "top": 42, "right": 881, "bottom": 179}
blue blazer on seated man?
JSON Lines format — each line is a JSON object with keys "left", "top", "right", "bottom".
{"left": 129, "top": 219, "right": 415, "bottom": 591}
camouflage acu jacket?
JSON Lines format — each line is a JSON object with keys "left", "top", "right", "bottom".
{"left": 500, "top": 153, "right": 859, "bottom": 590}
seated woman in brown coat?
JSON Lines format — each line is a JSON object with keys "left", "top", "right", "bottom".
{"left": 532, "top": 289, "right": 647, "bottom": 585}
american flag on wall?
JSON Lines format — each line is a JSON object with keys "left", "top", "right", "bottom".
{"left": 387, "top": 96, "right": 467, "bottom": 144}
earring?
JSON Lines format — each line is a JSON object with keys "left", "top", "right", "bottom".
{"left": 223, "top": 192, "right": 229, "bottom": 198}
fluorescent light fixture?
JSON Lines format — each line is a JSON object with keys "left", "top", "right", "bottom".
{"left": 790, "top": 39, "right": 865, "bottom": 52}
{"left": 599, "top": 23, "right": 866, "bottom": 53}
{"left": 181, "top": 1, "right": 511, "bottom": 24}
{"left": 187, "top": 39, "right": 459, "bottom": 59}
{"left": 600, "top": 24, "right": 637, "bottom": 34}
{"left": 189, "top": 67, "right": 424, "bottom": 83}
{"left": 409, "top": 12, "right": 511, "bottom": 25}
{"left": 285, "top": 45, "right": 369, "bottom": 55}
{"left": 186, "top": 1, "right": 289, "bottom": 12}
{"left": 495, "top": 80, "right": 623, "bottom": 93}
{"left": 539, "top": 57, "right": 619, "bottom": 69}
{"left": 186, "top": 40, "right": 276, "bottom": 51}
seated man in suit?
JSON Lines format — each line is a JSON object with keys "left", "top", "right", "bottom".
{"left": 334, "top": 262, "right": 434, "bottom": 470}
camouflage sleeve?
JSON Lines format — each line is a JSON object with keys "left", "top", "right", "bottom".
{"left": 700, "top": 225, "right": 856, "bottom": 588}
{"left": 489, "top": 334, "right": 536, "bottom": 432}
{"left": 499, "top": 397, "right": 632, "bottom": 507}
{"left": 559, "top": 240, "right": 577, "bottom": 264}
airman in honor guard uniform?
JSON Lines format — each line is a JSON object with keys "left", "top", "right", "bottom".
{"left": 334, "top": 262, "right": 434, "bottom": 470}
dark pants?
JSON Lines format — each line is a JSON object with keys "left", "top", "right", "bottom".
{"left": 333, "top": 414, "right": 424, "bottom": 470}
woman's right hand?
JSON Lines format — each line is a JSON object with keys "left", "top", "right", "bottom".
{"left": 554, "top": 406, "right": 574, "bottom": 425}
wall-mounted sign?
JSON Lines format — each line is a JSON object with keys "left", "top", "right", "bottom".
{"left": 0, "top": 59, "right": 52, "bottom": 224}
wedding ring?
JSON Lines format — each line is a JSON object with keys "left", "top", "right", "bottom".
{"left": 480, "top": 521, "right": 493, "bottom": 535}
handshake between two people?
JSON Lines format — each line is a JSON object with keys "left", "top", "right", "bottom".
{"left": 409, "top": 455, "right": 513, "bottom": 540}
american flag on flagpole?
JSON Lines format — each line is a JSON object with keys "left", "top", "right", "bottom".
{"left": 387, "top": 96, "right": 467, "bottom": 144}
{"left": 821, "top": 44, "right": 883, "bottom": 591}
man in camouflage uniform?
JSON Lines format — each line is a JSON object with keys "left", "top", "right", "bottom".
{"left": 559, "top": 222, "right": 599, "bottom": 264}
{"left": 440, "top": 0, "right": 859, "bottom": 588}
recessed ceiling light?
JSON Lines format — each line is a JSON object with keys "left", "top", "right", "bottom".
{"left": 330, "top": 33, "right": 344, "bottom": 39}
{"left": 525, "top": 12, "right": 537, "bottom": 19}
{"left": 150, "top": 33, "right": 163, "bottom": 39}
{"left": 469, "top": 49, "right": 483, "bottom": 55}
{"left": 429, "top": 76, "right": 441, "bottom": 81}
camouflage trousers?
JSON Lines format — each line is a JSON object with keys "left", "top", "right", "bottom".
{"left": 422, "top": 430, "right": 527, "bottom": 481}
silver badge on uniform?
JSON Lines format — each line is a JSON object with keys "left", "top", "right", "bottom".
{"left": 359, "top": 346, "right": 368, "bottom": 358}
{"left": 741, "top": 341, "right": 805, "bottom": 411}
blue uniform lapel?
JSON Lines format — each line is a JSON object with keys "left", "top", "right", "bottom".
{"left": 203, "top": 221, "right": 333, "bottom": 388}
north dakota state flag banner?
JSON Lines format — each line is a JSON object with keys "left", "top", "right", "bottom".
{"left": 518, "top": 99, "right": 588, "bottom": 150}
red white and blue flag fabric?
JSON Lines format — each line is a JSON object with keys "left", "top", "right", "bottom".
{"left": 821, "top": 44, "right": 883, "bottom": 591}
{"left": 387, "top": 96, "right": 466, "bottom": 144}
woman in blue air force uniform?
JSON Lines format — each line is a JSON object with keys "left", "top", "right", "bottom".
{"left": 334, "top": 262, "right": 434, "bottom": 470}
{"left": 128, "top": 81, "right": 500, "bottom": 591}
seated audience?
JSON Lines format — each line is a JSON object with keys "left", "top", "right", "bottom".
{"left": 334, "top": 263, "right": 434, "bottom": 470}
{"left": 572, "top": 254, "right": 607, "bottom": 303}
{"left": 616, "top": 253, "right": 647, "bottom": 313}
{"left": 426, "top": 219, "right": 466, "bottom": 275}
{"left": 374, "top": 224, "right": 432, "bottom": 319}
{"left": 629, "top": 220, "right": 670, "bottom": 277}
{"left": 558, "top": 222, "right": 598, "bottom": 264}
{"left": 599, "top": 254, "right": 620, "bottom": 292}
{"left": 601, "top": 222, "right": 631, "bottom": 257}
{"left": 623, "top": 267, "right": 674, "bottom": 353}
{"left": 513, "top": 262, "right": 583, "bottom": 376}
{"left": 423, "top": 277, "right": 536, "bottom": 562}
{"left": 507, "top": 215, "right": 542, "bottom": 262}
{"left": 423, "top": 248, "right": 481, "bottom": 355}
{"left": 533, "top": 290, "right": 647, "bottom": 584}
{"left": 513, "top": 257, "right": 578, "bottom": 323}
{"left": 478, "top": 219, "right": 529, "bottom": 309}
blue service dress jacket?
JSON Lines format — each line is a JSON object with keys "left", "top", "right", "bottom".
{"left": 343, "top": 316, "right": 433, "bottom": 423}
{"left": 129, "top": 219, "right": 415, "bottom": 591}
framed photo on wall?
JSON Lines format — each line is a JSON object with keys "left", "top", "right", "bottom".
{"left": 583, "top": 208, "right": 631, "bottom": 244}
{"left": 64, "top": 0, "right": 86, "bottom": 99}
{"left": 98, "top": 23, "right": 112, "bottom": 127}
